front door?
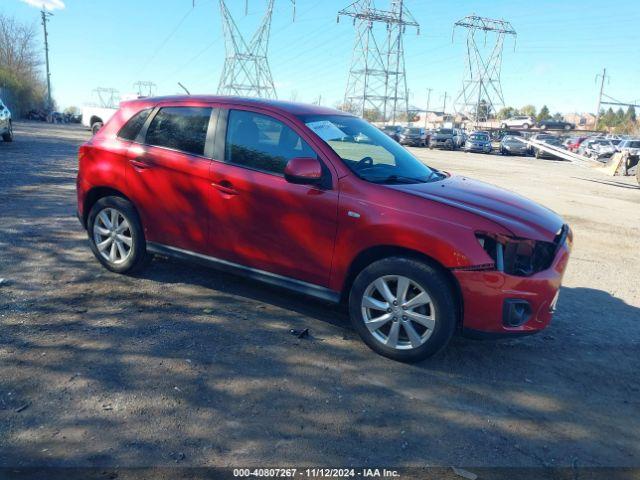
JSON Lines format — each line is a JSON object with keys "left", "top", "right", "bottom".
{"left": 207, "top": 108, "right": 339, "bottom": 287}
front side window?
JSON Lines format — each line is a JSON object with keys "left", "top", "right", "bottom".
{"left": 118, "top": 108, "right": 151, "bottom": 141}
{"left": 225, "top": 109, "right": 315, "bottom": 175}
{"left": 145, "top": 107, "right": 212, "bottom": 156}
{"left": 300, "top": 114, "right": 442, "bottom": 184}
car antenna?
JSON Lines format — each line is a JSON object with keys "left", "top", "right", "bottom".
{"left": 177, "top": 82, "right": 191, "bottom": 95}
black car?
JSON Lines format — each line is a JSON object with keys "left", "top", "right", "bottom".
{"left": 398, "top": 127, "right": 427, "bottom": 147}
{"left": 533, "top": 135, "right": 565, "bottom": 159}
{"left": 381, "top": 125, "right": 403, "bottom": 142}
{"left": 537, "top": 119, "right": 575, "bottom": 131}
{"left": 429, "top": 128, "right": 460, "bottom": 150}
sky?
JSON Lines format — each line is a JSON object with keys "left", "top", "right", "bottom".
{"left": 4, "top": 0, "right": 640, "bottom": 114}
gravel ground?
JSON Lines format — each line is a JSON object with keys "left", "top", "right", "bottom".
{"left": 1, "top": 122, "right": 639, "bottom": 470}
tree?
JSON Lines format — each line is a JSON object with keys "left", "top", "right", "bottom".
{"left": 497, "top": 106, "right": 516, "bottom": 120}
{"left": 625, "top": 105, "right": 636, "bottom": 123}
{"left": 363, "top": 108, "right": 383, "bottom": 123}
{"left": 64, "top": 106, "right": 80, "bottom": 116}
{"left": 552, "top": 112, "right": 563, "bottom": 121}
{"left": 520, "top": 105, "right": 536, "bottom": 117}
{"left": 0, "top": 13, "right": 48, "bottom": 115}
{"left": 536, "top": 105, "right": 551, "bottom": 122}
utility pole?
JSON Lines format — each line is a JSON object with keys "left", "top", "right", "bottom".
{"left": 442, "top": 92, "right": 448, "bottom": 114}
{"left": 41, "top": 8, "right": 53, "bottom": 111}
{"left": 424, "top": 88, "right": 432, "bottom": 129}
{"left": 594, "top": 68, "right": 608, "bottom": 131}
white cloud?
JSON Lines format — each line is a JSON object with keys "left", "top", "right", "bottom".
{"left": 20, "top": 0, "right": 65, "bottom": 11}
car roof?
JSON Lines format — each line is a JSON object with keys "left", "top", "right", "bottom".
{"left": 121, "top": 95, "right": 349, "bottom": 117}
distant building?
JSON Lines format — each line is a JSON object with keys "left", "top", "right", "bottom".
{"left": 563, "top": 113, "right": 596, "bottom": 130}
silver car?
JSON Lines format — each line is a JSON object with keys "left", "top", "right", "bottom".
{"left": 617, "top": 138, "right": 640, "bottom": 156}
{"left": 0, "top": 98, "right": 12, "bottom": 142}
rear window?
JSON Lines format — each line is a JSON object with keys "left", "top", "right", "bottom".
{"left": 436, "top": 129, "right": 453, "bottom": 134}
{"left": 145, "top": 107, "right": 212, "bottom": 156}
{"left": 118, "top": 108, "right": 151, "bottom": 141}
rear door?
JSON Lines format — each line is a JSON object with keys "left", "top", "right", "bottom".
{"left": 206, "top": 107, "right": 339, "bottom": 287}
{"left": 125, "top": 105, "right": 216, "bottom": 253}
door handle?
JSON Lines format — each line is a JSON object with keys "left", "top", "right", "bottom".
{"left": 211, "top": 180, "right": 239, "bottom": 196}
{"left": 129, "top": 158, "right": 151, "bottom": 170}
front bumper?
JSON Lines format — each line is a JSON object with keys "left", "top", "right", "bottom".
{"left": 453, "top": 242, "right": 571, "bottom": 335}
{"left": 464, "top": 144, "right": 492, "bottom": 152}
{"left": 400, "top": 138, "right": 423, "bottom": 146}
{"left": 430, "top": 138, "right": 454, "bottom": 148}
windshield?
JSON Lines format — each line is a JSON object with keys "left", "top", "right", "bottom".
{"left": 435, "top": 128, "right": 453, "bottom": 135}
{"left": 403, "top": 128, "right": 421, "bottom": 134}
{"left": 470, "top": 133, "right": 489, "bottom": 141}
{"left": 301, "top": 115, "right": 442, "bottom": 184}
{"left": 382, "top": 126, "right": 398, "bottom": 132}
{"left": 503, "top": 136, "right": 523, "bottom": 144}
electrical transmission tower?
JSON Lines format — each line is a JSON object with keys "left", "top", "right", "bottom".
{"left": 133, "top": 81, "right": 157, "bottom": 97}
{"left": 452, "top": 15, "right": 516, "bottom": 124}
{"left": 217, "top": 0, "right": 295, "bottom": 99}
{"left": 338, "top": 0, "right": 419, "bottom": 124}
{"left": 92, "top": 88, "right": 120, "bottom": 109}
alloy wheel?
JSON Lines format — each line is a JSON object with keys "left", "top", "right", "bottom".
{"left": 361, "top": 275, "right": 436, "bottom": 350}
{"left": 93, "top": 208, "right": 133, "bottom": 265}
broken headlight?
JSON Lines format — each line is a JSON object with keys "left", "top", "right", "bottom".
{"left": 475, "top": 231, "right": 559, "bottom": 277}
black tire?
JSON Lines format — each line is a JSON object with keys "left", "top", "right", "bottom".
{"left": 348, "top": 257, "right": 457, "bottom": 363}
{"left": 523, "top": 123, "right": 531, "bottom": 129}
{"left": 2, "top": 122, "right": 13, "bottom": 142}
{"left": 87, "top": 196, "right": 149, "bottom": 274}
{"left": 564, "top": 124, "right": 572, "bottom": 131}
{"left": 501, "top": 123, "right": 507, "bottom": 129}
{"left": 91, "top": 122, "right": 103, "bottom": 135}
{"left": 540, "top": 124, "right": 547, "bottom": 131}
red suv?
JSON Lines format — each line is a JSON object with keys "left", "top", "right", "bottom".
{"left": 77, "top": 96, "right": 572, "bottom": 362}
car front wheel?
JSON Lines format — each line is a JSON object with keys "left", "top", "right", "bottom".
{"left": 349, "top": 257, "right": 457, "bottom": 362}
{"left": 87, "top": 196, "right": 149, "bottom": 274}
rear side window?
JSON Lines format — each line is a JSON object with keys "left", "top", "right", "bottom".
{"left": 145, "top": 107, "right": 212, "bottom": 156}
{"left": 118, "top": 109, "right": 151, "bottom": 141}
{"left": 225, "top": 109, "right": 315, "bottom": 175}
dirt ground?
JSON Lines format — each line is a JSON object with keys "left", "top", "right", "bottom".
{"left": 1, "top": 122, "right": 639, "bottom": 470}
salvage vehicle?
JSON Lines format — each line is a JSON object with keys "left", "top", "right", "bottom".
{"left": 429, "top": 127, "right": 461, "bottom": 150}
{"left": 0, "top": 97, "right": 13, "bottom": 142}
{"left": 566, "top": 136, "right": 588, "bottom": 152}
{"left": 76, "top": 96, "right": 572, "bottom": 362}
{"left": 500, "top": 115, "right": 535, "bottom": 129}
{"left": 500, "top": 135, "right": 529, "bottom": 156}
{"left": 583, "top": 138, "right": 617, "bottom": 160}
{"left": 537, "top": 119, "right": 575, "bottom": 131}
{"left": 463, "top": 131, "right": 492, "bottom": 153}
{"left": 398, "top": 127, "right": 427, "bottom": 147}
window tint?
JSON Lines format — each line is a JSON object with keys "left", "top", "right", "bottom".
{"left": 118, "top": 109, "right": 151, "bottom": 141}
{"left": 225, "top": 109, "right": 315, "bottom": 175}
{"left": 145, "top": 107, "right": 212, "bottom": 156}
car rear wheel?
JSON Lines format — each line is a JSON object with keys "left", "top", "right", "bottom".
{"left": 87, "top": 196, "right": 149, "bottom": 274}
{"left": 523, "top": 123, "right": 531, "bottom": 129}
{"left": 348, "top": 257, "right": 457, "bottom": 362}
{"left": 564, "top": 124, "right": 572, "bottom": 130}
{"left": 2, "top": 122, "right": 13, "bottom": 142}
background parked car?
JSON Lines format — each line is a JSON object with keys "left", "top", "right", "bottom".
{"left": 566, "top": 136, "right": 588, "bottom": 152}
{"left": 616, "top": 138, "right": 640, "bottom": 156}
{"left": 537, "top": 119, "right": 575, "bottom": 130}
{"left": 501, "top": 115, "right": 535, "bottom": 129}
{"left": 531, "top": 134, "right": 564, "bottom": 159}
{"left": 380, "top": 125, "right": 403, "bottom": 142}
{"left": 463, "top": 131, "right": 492, "bottom": 153}
{"left": 429, "top": 127, "right": 462, "bottom": 150}
{"left": 500, "top": 135, "right": 529, "bottom": 156}
{"left": 398, "top": 127, "right": 427, "bottom": 147}
{"left": 583, "top": 138, "right": 617, "bottom": 160}
{"left": 0, "top": 98, "right": 13, "bottom": 142}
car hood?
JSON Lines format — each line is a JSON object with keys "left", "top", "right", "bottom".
{"left": 390, "top": 175, "right": 564, "bottom": 241}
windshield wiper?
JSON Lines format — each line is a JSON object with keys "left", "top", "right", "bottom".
{"left": 368, "top": 174, "right": 426, "bottom": 184}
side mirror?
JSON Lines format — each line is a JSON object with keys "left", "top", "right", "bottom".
{"left": 284, "top": 157, "right": 322, "bottom": 186}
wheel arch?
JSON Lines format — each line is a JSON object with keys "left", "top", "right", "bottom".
{"left": 339, "top": 245, "right": 463, "bottom": 328}
{"left": 89, "top": 115, "right": 103, "bottom": 126}
{"left": 82, "top": 186, "right": 137, "bottom": 228}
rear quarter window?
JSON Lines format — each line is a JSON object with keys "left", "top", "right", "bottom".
{"left": 118, "top": 109, "right": 152, "bottom": 141}
{"left": 145, "top": 107, "right": 212, "bottom": 156}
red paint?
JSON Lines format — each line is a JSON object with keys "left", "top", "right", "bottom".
{"left": 77, "top": 96, "right": 571, "bottom": 336}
